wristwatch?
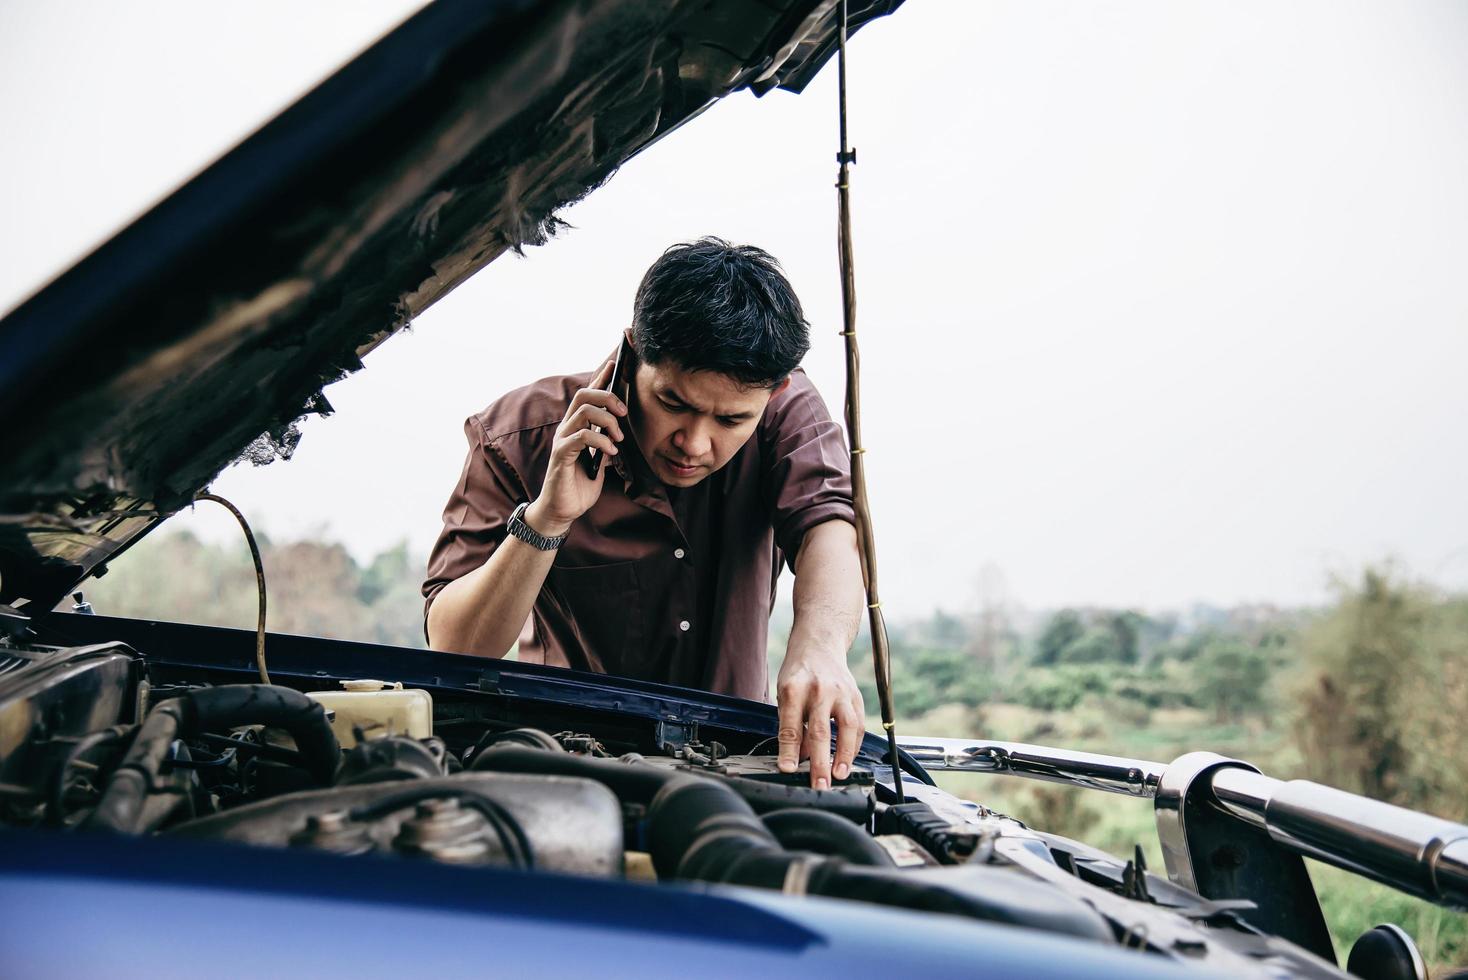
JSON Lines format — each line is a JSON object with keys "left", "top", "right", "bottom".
{"left": 506, "top": 501, "right": 569, "bottom": 551}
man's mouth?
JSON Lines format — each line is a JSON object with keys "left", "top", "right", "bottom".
{"left": 662, "top": 456, "right": 702, "bottom": 477}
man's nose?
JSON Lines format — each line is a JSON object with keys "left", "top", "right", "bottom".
{"left": 674, "top": 424, "right": 712, "bottom": 460}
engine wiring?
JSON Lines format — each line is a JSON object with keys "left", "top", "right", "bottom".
{"left": 194, "top": 492, "right": 270, "bottom": 684}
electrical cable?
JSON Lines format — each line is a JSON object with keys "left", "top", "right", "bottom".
{"left": 832, "top": 0, "right": 904, "bottom": 803}
{"left": 194, "top": 492, "right": 270, "bottom": 684}
{"left": 194, "top": 732, "right": 305, "bottom": 767}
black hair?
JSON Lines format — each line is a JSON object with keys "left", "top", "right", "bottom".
{"left": 631, "top": 237, "right": 810, "bottom": 388}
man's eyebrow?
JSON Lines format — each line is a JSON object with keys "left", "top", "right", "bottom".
{"left": 657, "top": 385, "right": 754, "bottom": 421}
{"left": 656, "top": 386, "right": 697, "bottom": 409}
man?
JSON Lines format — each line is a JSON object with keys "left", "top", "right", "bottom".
{"left": 423, "top": 238, "right": 866, "bottom": 788}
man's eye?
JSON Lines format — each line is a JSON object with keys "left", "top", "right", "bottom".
{"left": 717, "top": 417, "right": 741, "bottom": 428}
{"left": 659, "top": 399, "right": 685, "bottom": 413}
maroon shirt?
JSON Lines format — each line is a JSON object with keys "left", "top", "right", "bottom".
{"left": 422, "top": 368, "right": 854, "bottom": 701}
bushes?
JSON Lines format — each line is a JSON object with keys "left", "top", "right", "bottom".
{"left": 1011, "top": 665, "right": 1112, "bottom": 712}
{"left": 1293, "top": 569, "right": 1468, "bottom": 814}
{"left": 1192, "top": 638, "right": 1271, "bottom": 722}
{"left": 853, "top": 645, "right": 990, "bottom": 718}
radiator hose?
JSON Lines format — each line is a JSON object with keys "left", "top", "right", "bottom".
{"left": 88, "top": 685, "right": 340, "bottom": 835}
{"left": 761, "top": 808, "right": 892, "bottom": 866}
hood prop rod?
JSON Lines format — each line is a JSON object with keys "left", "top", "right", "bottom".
{"left": 833, "top": 0, "right": 903, "bottom": 803}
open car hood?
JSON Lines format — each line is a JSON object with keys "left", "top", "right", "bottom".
{"left": 0, "top": 0, "right": 902, "bottom": 613}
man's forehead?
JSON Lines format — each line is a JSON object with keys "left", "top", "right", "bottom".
{"left": 647, "top": 361, "right": 770, "bottom": 415}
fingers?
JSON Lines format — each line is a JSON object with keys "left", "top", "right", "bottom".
{"left": 568, "top": 385, "right": 627, "bottom": 419}
{"left": 775, "top": 680, "right": 806, "bottom": 775}
{"left": 590, "top": 358, "right": 615, "bottom": 389}
{"left": 560, "top": 402, "right": 624, "bottom": 443}
{"left": 832, "top": 699, "right": 862, "bottom": 782}
{"left": 560, "top": 427, "right": 618, "bottom": 460}
{"left": 805, "top": 700, "right": 834, "bottom": 790}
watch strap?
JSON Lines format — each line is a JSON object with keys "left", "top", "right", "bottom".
{"left": 507, "top": 501, "right": 568, "bottom": 551}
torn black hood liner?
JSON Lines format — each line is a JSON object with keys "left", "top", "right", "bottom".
{"left": 0, "top": 0, "right": 902, "bottom": 612}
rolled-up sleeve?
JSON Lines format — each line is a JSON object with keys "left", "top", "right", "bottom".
{"left": 422, "top": 416, "right": 525, "bottom": 630}
{"left": 761, "top": 371, "right": 855, "bottom": 566}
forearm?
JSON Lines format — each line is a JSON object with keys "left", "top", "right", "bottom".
{"left": 778, "top": 518, "right": 865, "bottom": 786}
{"left": 787, "top": 519, "right": 864, "bottom": 660}
{"left": 427, "top": 501, "right": 567, "bottom": 656}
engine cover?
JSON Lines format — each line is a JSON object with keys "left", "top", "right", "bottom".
{"left": 170, "top": 772, "right": 624, "bottom": 876}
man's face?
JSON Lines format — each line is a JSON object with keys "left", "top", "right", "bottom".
{"left": 629, "top": 357, "right": 787, "bottom": 488}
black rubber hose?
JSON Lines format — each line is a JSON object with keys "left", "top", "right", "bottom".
{"left": 87, "top": 700, "right": 188, "bottom": 835}
{"left": 644, "top": 774, "right": 785, "bottom": 882}
{"left": 470, "top": 741, "right": 870, "bottom": 822}
{"left": 471, "top": 742, "right": 1114, "bottom": 943}
{"left": 184, "top": 686, "right": 338, "bottom": 785}
{"left": 468, "top": 744, "right": 783, "bottom": 882}
{"left": 660, "top": 789, "right": 1110, "bottom": 944}
{"left": 762, "top": 808, "right": 893, "bottom": 866}
{"left": 469, "top": 743, "right": 676, "bottom": 802}
{"left": 464, "top": 727, "right": 564, "bottom": 765}
{"left": 720, "top": 778, "right": 872, "bottom": 824}
{"left": 88, "top": 685, "right": 339, "bottom": 835}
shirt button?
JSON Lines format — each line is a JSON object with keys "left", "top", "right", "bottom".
{"left": 674, "top": 548, "right": 686, "bottom": 559}
{"left": 678, "top": 620, "right": 691, "bottom": 632}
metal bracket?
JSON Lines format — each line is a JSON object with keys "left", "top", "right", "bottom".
{"left": 0, "top": 603, "right": 32, "bottom": 643}
{"left": 654, "top": 719, "right": 692, "bottom": 753}
{"left": 1155, "top": 752, "right": 1334, "bottom": 961}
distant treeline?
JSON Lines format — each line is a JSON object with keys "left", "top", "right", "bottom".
{"left": 75, "top": 529, "right": 430, "bottom": 650}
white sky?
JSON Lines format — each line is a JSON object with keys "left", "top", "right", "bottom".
{"left": 3, "top": 1, "right": 1466, "bottom": 617}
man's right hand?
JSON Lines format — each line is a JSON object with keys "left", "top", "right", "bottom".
{"left": 524, "top": 358, "right": 627, "bottom": 536}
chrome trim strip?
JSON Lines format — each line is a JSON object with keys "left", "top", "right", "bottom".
{"left": 901, "top": 733, "right": 1468, "bottom": 909}
{"left": 895, "top": 735, "right": 1165, "bottom": 797}
{"left": 1207, "top": 767, "right": 1468, "bottom": 908}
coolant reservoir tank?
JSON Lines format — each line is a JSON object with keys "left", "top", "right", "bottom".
{"left": 307, "top": 680, "right": 432, "bottom": 747}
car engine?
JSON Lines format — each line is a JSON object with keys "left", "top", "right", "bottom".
{"left": 0, "top": 637, "right": 1408, "bottom": 978}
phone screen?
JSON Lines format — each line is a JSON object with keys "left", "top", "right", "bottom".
{"left": 580, "top": 336, "right": 633, "bottom": 478}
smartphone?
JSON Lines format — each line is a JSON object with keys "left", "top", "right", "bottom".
{"left": 580, "top": 335, "right": 633, "bottom": 478}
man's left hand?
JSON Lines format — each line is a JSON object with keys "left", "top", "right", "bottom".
{"left": 775, "top": 647, "right": 865, "bottom": 789}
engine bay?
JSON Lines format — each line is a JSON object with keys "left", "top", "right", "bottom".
{"left": 0, "top": 632, "right": 1365, "bottom": 977}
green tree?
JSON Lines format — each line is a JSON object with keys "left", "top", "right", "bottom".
{"left": 1193, "top": 638, "right": 1269, "bottom": 722}
{"left": 1106, "top": 611, "right": 1144, "bottom": 664}
{"left": 1059, "top": 626, "right": 1125, "bottom": 664}
{"left": 1293, "top": 568, "right": 1426, "bottom": 803}
{"left": 1035, "top": 610, "right": 1084, "bottom": 665}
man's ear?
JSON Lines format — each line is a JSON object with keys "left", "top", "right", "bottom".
{"left": 771, "top": 376, "right": 792, "bottom": 398}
